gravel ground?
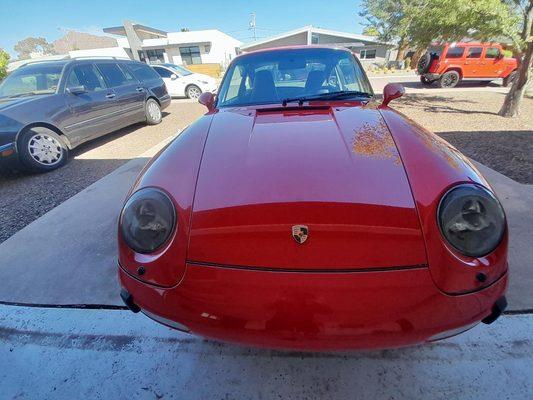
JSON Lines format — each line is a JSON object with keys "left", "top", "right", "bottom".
{"left": 393, "top": 91, "right": 533, "bottom": 184}
{"left": 0, "top": 101, "right": 206, "bottom": 243}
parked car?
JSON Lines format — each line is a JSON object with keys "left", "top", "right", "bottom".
{"left": 151, "top": 63, "right": 218, "bottom": 99}
{"left": 417, "top": 42, "right": 518, "bottom": 88}
{"left": 0, "top": 57, "right": 171, "bottom": 172}
{"left": 118, "top": 46, "right": 508, "bottom": 351}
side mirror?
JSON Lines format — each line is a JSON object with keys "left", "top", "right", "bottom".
{"left": 380, "top": 83, "right": 405, "bottom": 107}
{"left": 67, "top": 85, "right": 87, "bottom": 95}
{"left": 496, "top": 53, "right": 504, "bottom": 60}
{"left": 199, "top": 92, "right": 216, "bottom": 112}
{"left": 170, "top": 74, "right": 178, "bottom": 80}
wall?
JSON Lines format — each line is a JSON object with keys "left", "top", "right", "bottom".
{"left": 353, "top": 46, "right": 391, "bottom": 66}
{"left": 157, "top": 31, "right": 240, "bottom": 68}
{"left": 68, "top": 47, "right": 130, "bottom": 59}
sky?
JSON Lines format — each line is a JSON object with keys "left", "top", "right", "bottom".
{"left": 0, "top": 0, "right": 366, "bottom": 57}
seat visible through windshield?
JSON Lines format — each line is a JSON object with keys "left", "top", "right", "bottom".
{"left": 217, "top": 48, "right": 372, "bottom": 107}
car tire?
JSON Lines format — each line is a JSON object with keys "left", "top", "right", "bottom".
{"left": 145, "top": 98, "right": 162, "bottom": 125}
{"left": 502, "top": 71, "right": 517, "bottom": 87}
{"left": 417, "top": 53, "right": 432, "bottom": 74}
{"left": 186, "top": 85, "right": 202, "bottom": 99}
{"left": 439, "top": 71, "right": 461, "bottom": 88}
{"left": 420, "top": 75, "right": 434, "bottom": 85}
{"left": 18, "top": 127, "right": 69, "bottom": 173}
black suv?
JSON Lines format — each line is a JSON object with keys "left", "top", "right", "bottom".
{"left": 0, "top": 57, "right": 171, "bottom": 172}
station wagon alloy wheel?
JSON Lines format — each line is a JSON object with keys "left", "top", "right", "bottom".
{"left": 27, "top": 133, "right": 63, "bottom": 166}
{"left": 148, "top": 101, "right": 161, "bottom": 122}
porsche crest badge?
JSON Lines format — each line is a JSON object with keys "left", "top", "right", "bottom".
{"left": 292, "top": 225, "right": 309, "bottom": 244}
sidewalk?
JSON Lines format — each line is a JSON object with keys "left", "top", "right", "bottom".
{"left": 1, "top": 304, "right": 532, "bottom": 399}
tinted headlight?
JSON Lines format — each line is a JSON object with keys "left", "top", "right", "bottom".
{"left": 120, "top": 188, "right": 176, "bottom": 254}
{"left": 438, "top": 184, "right": 505, "bottom": 257}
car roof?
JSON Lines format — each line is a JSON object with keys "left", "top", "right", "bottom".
{"left": 18, "top": 60, "right": 71, "bottom": 69}
{"left": 434, "top": 42, "right": 502, "bottom": 47}
{"left": 18, "top": 57, "right": 140, "bottom": 70}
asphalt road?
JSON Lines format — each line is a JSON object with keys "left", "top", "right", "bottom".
{"left": 0, "top": 101, "right": 207, "bottom": 243}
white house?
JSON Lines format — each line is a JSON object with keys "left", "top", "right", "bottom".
{"left": 103, "top": 22, "right": 241, "bottom": 69}
{"left": 240, "top": 26, "right": 397, "bottom": 66}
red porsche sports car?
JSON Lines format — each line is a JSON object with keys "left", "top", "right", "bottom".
{"left": 118, "top": 46, "right": 508, "bottom": 351}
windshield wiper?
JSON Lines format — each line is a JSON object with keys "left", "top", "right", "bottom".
{"left": 282, "top": 91, "right": 372, "bottom": 106}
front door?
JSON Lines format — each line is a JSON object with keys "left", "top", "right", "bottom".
{"left": 63, "top": 63, "right": 116, "bottom": 145}
{"left": 462, "top": 46, "right": 483, "bottom": 78}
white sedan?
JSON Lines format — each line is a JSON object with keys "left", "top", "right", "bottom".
{"left": 151, "top": 64, "right": 218, "bottom": 99}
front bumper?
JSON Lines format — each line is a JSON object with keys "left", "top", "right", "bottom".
{"left": 119, "top": 263, "right": 507, "bottom": 351}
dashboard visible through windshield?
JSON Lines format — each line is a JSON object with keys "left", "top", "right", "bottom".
{"left": 217, "top": 48, "right": 373, "bottom": 107}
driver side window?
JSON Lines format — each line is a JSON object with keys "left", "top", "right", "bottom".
{"left": 67, "top": 64, "right": 106, "bottom": 92}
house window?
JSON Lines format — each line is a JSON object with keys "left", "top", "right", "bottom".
{"left": 205, "top": 44, "right": 211, "bottom": 53}
{"left": 140, "top": 49, "right": 166, "bottom": 63}
{"left": 180, "top": 46, "right": 202, "bottom": 65}
{"left": 311, "top": 33, "right": 319, "bottom": 44}
{"left": 360, "top": 49, "right": 376, "bottom": 59}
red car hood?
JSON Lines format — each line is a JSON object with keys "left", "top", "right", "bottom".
{"left": 188, "top": 105, "right": 427, "bottom": 270}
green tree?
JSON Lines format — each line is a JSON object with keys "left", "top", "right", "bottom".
{"left": 408, "top": 0, "right": 520, "bottom": 48}
{"left": 362, "top": 26, "right": 380, "bottom": 36}
{"left": 499, "top": 0, "right": 533, "bottom": 117}
{"left": 0, "top": 49, "right": 9, "bottom": 81}
{"left": 360, "top": 0, "right": 520, "bottom": 60}
{"left": 14, "top": 37, "right": 55, "bottom": 60}
{"left": 359, "top": 0, "right": 415, "bottom": 61}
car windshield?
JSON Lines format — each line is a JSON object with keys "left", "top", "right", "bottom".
{"left": 217, "top": 48, "right": 373, "bottom": 107}
{"left": 0, "top": 64, "right": 63, "bottom": 98}
{"left": 164, "top": 64, "right": 193, "bottom": 76}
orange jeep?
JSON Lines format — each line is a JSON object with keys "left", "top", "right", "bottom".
{"left": 417, "top": 42, "right": 518, "bottom": 88}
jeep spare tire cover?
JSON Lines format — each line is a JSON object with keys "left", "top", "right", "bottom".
{"left": 417, "top": 53, "right": 431, "bottom": 74}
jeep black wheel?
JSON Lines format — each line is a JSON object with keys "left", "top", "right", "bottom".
{"left": 417, "top": 53, "right": 432, "bottom": 74}
{"left": 439, "top": 71, "right": 461, "bottom": 88}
